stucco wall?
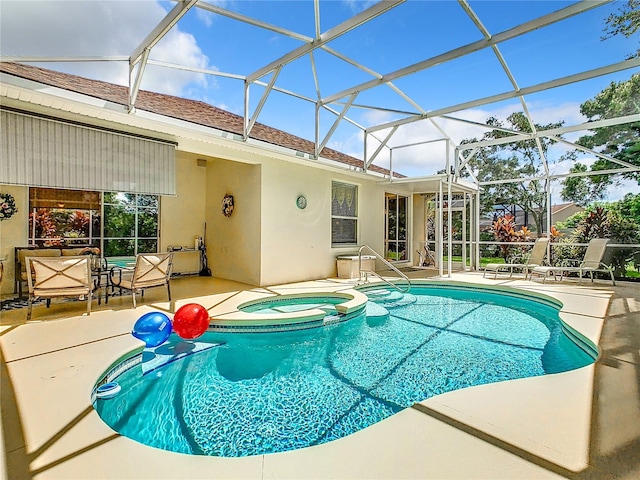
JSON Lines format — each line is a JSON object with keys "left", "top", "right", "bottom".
{"left": 258, "top": 158, "right": 406, "bottom": 286}
{"left": 0, "top": 185, "right": 29, "bottom": 295}
{"left": 206, "top": 158, "right": 262, "bottom": 286}
{"left": 160, "top": 154, "right": 207, "bottom": 275}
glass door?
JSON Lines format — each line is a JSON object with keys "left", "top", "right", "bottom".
{"left": 385, "top": 193, "right": 408, "bottom": 262}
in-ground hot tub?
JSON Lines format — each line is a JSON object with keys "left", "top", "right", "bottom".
{"left": 209, "top": 289, "right": 369, "bottom": 331}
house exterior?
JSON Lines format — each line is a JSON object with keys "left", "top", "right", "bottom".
{"left": 551, "top": 203, "right": 584, "bottom": 225}
{"left": 1, "top": 63, "right": 475, "bottom": 295}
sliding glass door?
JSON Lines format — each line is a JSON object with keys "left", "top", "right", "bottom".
{"left": 385, "top": 193, "right": 408, "bottom": 262}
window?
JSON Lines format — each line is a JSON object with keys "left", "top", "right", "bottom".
{"left": 103, "top": 193, "right": 159, "bottom": 257}
{"left": 29, "top": 188, "right": 100, "bottom": 247}
{"left": 29, "top": 188, "right": 159, "bottom": 257}
{"left": 385, "top": 193, "right": 408, "bottom": 261}
{"left": 331, "top": 181, "right": 358, "bottom": 245}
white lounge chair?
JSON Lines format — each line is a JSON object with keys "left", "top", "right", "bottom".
{"left": 26, "top": 256, "right": 93, "bottom": 321}
{"left": 530, "top": 238, "right": 615, "bottom": 285}
{"left": 484, "top": 237, "right": 549, "bottom": 279}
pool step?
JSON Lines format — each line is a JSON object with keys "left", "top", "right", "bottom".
{"left": 366, "top": 288, "right": 395, "bottom": 299}
{"left": 366, "top": 289, "right": 417, "bottom": 308}
{"left": 366, "top": 301, "right": 389, "bottom": 320}
{"left": 382, "top": 293, "right": 417, "bottom": 308}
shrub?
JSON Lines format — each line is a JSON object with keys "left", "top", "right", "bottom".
{"left": 490, "top": 214, "right": 531, "bottom": 261}
{"left": 554, "top": 203, "right": 640, "bottom": 278}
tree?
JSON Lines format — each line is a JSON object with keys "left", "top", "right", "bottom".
{"left": 464, "top": 112, "right": 565, "bottom": 234}
{"left": 561, "top": 162, "right": 608, "bottom": 206}
{"left": 603, "top": 0, "right": 640, "bottom": 59}
{"left": 559, "top": 73, "right": 640, "bottom": 202}
{"left": 558, "top": 1, "right": 640, "bottom": 206}
{"left": 609, "top": 192, "right": 640, "bottom": 223}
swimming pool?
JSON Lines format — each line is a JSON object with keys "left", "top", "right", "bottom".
{"left": 94, "top": 283, "right": 595, "bottom": 457}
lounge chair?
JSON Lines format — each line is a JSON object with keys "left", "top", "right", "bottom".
{"left": 26, "top": 256, "right": 93, "bottom": 321}
{"left": 530, "top": 238, "right": 615, "bottom": 285}
{"left": 110, "top": 252, "right": 173, "bottom": 307}
{"left": 483, "top": 237, "right": 549, "bottom": 279}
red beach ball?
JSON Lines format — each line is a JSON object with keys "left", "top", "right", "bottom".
{"left": 172, "top": 303, "right": 209, "bottom": 339}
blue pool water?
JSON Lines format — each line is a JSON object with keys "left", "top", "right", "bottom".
{"left": 240, "top": 295, "right": 345, "bottom": 314}
{"left": 94, "top": 285, "right": 594, "bottom": 457}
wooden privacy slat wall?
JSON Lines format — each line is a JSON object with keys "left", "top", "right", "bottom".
{"left": 0, "top": 110, "right": 176, "bottom": 195}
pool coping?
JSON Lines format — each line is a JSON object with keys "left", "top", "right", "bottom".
{"left": 209, "top": 288, "right": 368, "bottom": 327}
{"left": 1, "top": 273, "right": 613, "bottom": 479}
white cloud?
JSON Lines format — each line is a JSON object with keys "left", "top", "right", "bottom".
{"left": 196, "top": 8, "right": 214, "bottom": 27}
{"left": 144, "top": 30, "right": 210, "bottom": 96}
{"left": 0, "top": 0, "right": 212, "bottom": 97}
{"left": 343, "top": 1, "right": 378, "bottom": 14}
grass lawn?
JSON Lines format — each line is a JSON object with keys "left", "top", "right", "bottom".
{"left": 445, "top": 256, "right": 640, "bottom": 278}
{"left": 445, "top": 256, "right": 504, "bottom": 267}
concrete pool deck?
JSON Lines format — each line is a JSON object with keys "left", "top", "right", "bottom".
{"left": 1, "top": 272, "right": 639, "bottom": 479}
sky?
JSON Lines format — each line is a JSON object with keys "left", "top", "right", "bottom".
{"left": 0, "top": 0, "right": 638, "bottom": 201}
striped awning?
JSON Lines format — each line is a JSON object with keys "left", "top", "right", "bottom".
{"left": 1, "top": 108, "right": 176, "bottom": 195}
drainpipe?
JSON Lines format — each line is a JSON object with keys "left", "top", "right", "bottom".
{"left": 438, "top": 181, "right": 443, "bottom": 278}
{"left": 546, "top": 179, "right": 552, "bottom": 260}
{"left": 446, "top": 144, "right": 452, "bottom": 278}
{"left": 475, "top": 189, "right": 480, "bottom": 271}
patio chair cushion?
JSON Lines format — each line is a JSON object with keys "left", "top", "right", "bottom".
{"left": 32, "top": 286, "right": 90, "bottom": 297}
{"left": 31, "top": 257, "right": 91, "bottom": 290}
{"left": 18, "top": 249, "right": 61, "bottom": 280}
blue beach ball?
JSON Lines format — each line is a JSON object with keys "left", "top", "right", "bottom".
{"left": 132, "top": 312, "right": 172, "bottom": 348}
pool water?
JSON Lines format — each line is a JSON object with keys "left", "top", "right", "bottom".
{"left": 240, "top": 295, "right": 345, "bottom": 314}
{"left": 95, "top": 285, "right": 594, "bottom": 457}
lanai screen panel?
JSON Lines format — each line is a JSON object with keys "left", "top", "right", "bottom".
{"left": 0, "top": 109, "right": 176, "bottom": 195}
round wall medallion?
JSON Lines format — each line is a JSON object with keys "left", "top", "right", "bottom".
{"left": 296, "top": 195, "right": 307, "bottom": 209}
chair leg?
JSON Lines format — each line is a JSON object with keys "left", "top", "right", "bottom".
{"left": 27, "top": 296, "right": 33, "bottom": 321}
{"left": 167, "top": 283, "right": 172, "bottom": 302}
{"left": 87, "top": 292, "right": 92, "bottom": 316}
{"left": 132, "top": 290, "right": 137, "bottom": 309}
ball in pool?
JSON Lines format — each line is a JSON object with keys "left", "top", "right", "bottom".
{"left": 173, "top": 303, "right": 210, "bottom": 339}
{"left": 132, "top": 311, "right": 172, "bottom": 347}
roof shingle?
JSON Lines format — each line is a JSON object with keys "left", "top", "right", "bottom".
{"left": 0, "top": 62, "right": 401, "bottom": 177}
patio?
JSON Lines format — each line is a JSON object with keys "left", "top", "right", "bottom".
{"left": 1, "top": 272, "right": 638, "bottom": 479}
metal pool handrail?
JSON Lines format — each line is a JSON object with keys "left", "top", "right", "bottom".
{"left": 358, "top": 245, "right": 411, "bottom": 293}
